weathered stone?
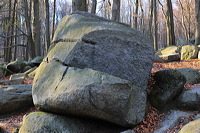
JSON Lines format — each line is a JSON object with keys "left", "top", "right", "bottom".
{"left": 0, "top": 79, "right": 22, "bottom": 85}
{"left": 177, "top": 87, "right": 200, "bottom": 111}
{"left": 22, "top": 65, "right": 32, "bottom": 73}
{"left": 181, "top": 45, "right": 198, "bottom": 60}
{"left": 0, "top": 84, "right": 33, "bottom": 114}
{"left": 19, "top": 111, "right": 126, "bottom": 133}
{"left": 159, "top": 53, "right": 180, "bottom": 62}
{"left": 30, "top": 56, "right": 43, "bottom": 66}
{"left": 6, "top": 59, "right": 27, "bottom": 73}
{"left": 121, "top": 130, "right": 135, "bottom": 133}
{"left": 178, "top": 37, "right": 192, "bottom": 46}
{"left": 177, "top": 68, "right": 200, "bottom": 84}
{"left": 160, "top": 46, "right": 180, "bottom": 55}
{"left": 155, "top": 110, "right": 194, "bottom": 133}
{"left": 149, "top": 69, "right": 186, "bottom": 109}
{"left": 49, "top": 11, "right": 154, "bottom": 86}
{"left": 33, "top": 61, "right": 146, "bottom": 127}
{"left": 179, "top": 118, "right": 200, "bottom": 133}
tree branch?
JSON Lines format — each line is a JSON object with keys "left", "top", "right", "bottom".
{"left": 0, "top": 44, "right": 26, "bottom": 50}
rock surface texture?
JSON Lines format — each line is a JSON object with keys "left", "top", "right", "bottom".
{"left": 0, "top": 84, "right": 33, "bottom": 114}
{"left": 149, "top": 69, "right": 186, "bottom": 109}
{"left": 32, "top": 11, "right": 154, "bottom": 127}
{"left": 19, "top": 111, "right": 126, "bottom": 133}
{"left": 181, "top": 45, "right": 198, "bottom": 60}
{"left": 179, "top": 118, "right": 200, "bottom": 133}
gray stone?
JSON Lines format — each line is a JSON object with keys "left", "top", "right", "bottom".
{"left": 179, "top": 118, "right": 200, "bottom": 133}
{"left": 19, "top": 111, "right": 126, "bottom": 133}
{"left": 198, "top": 51, "right": 200, "bottom": 59}
{"left": 194, "top": 114, "right": 200, "bottom": 120}
{"left": 49, "top": 11, "right": 154, "bottom": 86}
{"left": 149, "top": 69, "right": 186, "bottom": 109}
{"left": 178, "top": 37, "right": 192, "bottom": 46}
{"left": 121, "top": 130, "right": 135, "bottom": 133}
{"left": 181, "top": 45, "right": 198, "bottom": 60}
{"left": 30, "top": 56, "right": 43, "bottom": 66}
{"left": 154, "top": 110, "right": 194, "bottom": 133}
{"left": 159, "top": 53, "right": 180, "bottom": 62}
{"left": 160, "top": 46, "right": 180, "bottom": 55}
{"left": 177, "top": 68, "right": 200, "bottom": 84}
{"left": 22, "top": 65, "right": 32, "bottom": 73}
{"left": 177, "top": 87, "right": 200, "bottom": 111}
{"left": 6, "top": 59, "right": 27, "bottom": 73}
{"left": 0, "top": 84, "right": 33, "bottom": 114}
{"left": 0, "top": 79, "right": 22, "bottom": 85}
{"left": 33, "top": 61, "right": 146, "bottom": 127}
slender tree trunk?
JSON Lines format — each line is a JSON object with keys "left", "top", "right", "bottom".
{"left": 149, "top": 0, "right": 153, "bottom": 40}
{"left": 195, "top": 0, "right": 200, "bottom": 45}
{"left": 22, "top": 0, "right": 35, "bottom": 59}
{"left": 111, "top": 0, "right": 120, "bottom": 21}
{"left": 153, "top": 0, "right": 158, "bottom": 50}
{"left": 5, "top": 0, "right": 12, "bottom": 62}
{"left": 134, "top": 0, "right": 139, "bottom": 29}
{"left": 91, "top": 0, "right": 97, "bottom": 14}
{"left": 166, "top": 0, "right": 175, "bottom": 46}
{"left": 45, "top": 0, "right": 50, "bottom": 52}
{"left": 72, "top": 0, "right": 87, "bottom": 12}
{"left": 33, "top": 0, "right": 41, "bottom": 56}
{"left": 52, "top": 0, "right": 56, "bottom": 39}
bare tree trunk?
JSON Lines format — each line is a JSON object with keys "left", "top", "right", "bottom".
{"left": 72, "top": 0, "right": 87, "bottom": 12}
{"left": 134, "top": 0, "right": 139, "bottom": 29}
{"left": 166, "top": 0, "right": 175, "bottom": 46}
{"left": 22, "top": 0, "right": 35, "bottom": 59}
{"left": 33, "top": 0, "right": 41, "bottom": 56}
{"left": 91, "top": 0, "right": 97, "bottom": 14}
{"left": 149, "top": 0, "right": 153, "bottom": 40}
{"left": 52, "top": 0, "right": 56, "bottom": 39}
{"left": 111, "top": 0, "right": 120, "bottom": 21}
{"left": 5, "top": 0, "right": 12, "bottom": 62}
{"left": 11, "top": 0, "right": 17, "bottom": 60}
{"left": 45, "top": 0, "right": 50, "bottom": 52}
{"left": 153, "top": 0, "right": 158, "bottom": 50}
{"left": 195, "top": 0, "right": 200, "bottom": 45}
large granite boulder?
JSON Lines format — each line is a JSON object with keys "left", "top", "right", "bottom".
{"left": 32, "top": 11, "right": 154, "bottom": 127}
{"left": 177, "top": 68, "right": 200, "bottom": 84}
{"left": 19, "top": 111, "right": 126, "bottom": 133}
{"left": 181, "top": 45, "right": 198, "bottom": 60}
{"left": 33, "top": 61, "right": 146, "bottom": 127}
{"left": 149, "top": 69, "right": 186, "bottom": 109}
{"left": 179, "top": 118, "right": 200, "bottom": 133}
{"left": 0, "top": 84, "right": 33, "bottom": 114}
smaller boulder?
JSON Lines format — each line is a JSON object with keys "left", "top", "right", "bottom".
{"left": 0, "top": 65, "right": 12, "bottom": 78}
{"left": 6, "top": 59, "right": 27, "bottom": 73}
{"left": 177, "top": 87, "right": 200, "bottom": 111}
{"left": 0, "top": 84, "right": 33, "bottom": 114}
{"left": 177, "top": 68, "right": 200, "bottom": 84}
{"left": 149, "top": 69, "right": 186, "bottom": 109}
{"left": 161, "top": 46, "right": 180, "bottom": 55}
{"left": 181, "top": 45, "right": 198, "bottom": 60}
{"left": 19, "top": 111, "right": 126, "bottom": 133}
{"left": 179, "top": 118, "right": 200, "bottom": 133}
{"left": 159, "top": 53, "right": 180, "bottom": 62}
{"left": 30, "top": 56, "right": 43, "bottom": 66}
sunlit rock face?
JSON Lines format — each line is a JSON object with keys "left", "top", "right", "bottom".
{"left": 32, "top": 11, "right": 154, "bottom": 127}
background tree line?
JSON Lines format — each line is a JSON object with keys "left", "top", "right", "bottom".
{"left": 0, "top": 0, "right": 200, "bottom": 62}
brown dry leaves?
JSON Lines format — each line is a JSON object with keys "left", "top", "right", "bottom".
{"left": 134, "top": 106, "right": 165, "bottom": 133}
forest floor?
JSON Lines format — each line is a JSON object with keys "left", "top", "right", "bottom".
{"left": 0, "top": 59, "right": 200, "bottom": 133}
